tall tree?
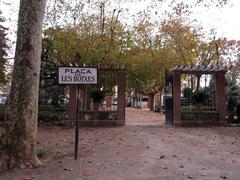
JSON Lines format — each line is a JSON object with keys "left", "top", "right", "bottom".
{"left": 0, "top": 0, "right": 46, "bottom": 171}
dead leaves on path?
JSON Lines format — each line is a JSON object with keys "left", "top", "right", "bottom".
{"left": 23, "top": 176, "right": 33, "bottom": 180}
{"left": 220, "top": 175, "right": 228, "bottom": 179}
{"left": 83, "top": 170, "right": 93, "bottom": 177}
{"left": 63, "top": 167, "right": 94, "bottom": 177}
{"left": 64, "top": 167, "right": 73, "bottom": 171}
{"left": 182, "top": 173, "right": 194, "bottom": 179}
{"left": 159, "top": 155, "right": 166, "bottom": 159}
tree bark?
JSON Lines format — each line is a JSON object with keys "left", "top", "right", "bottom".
{"left": 196, "top": 74, "right": 202, "bottom": 91}
{"left": 0, "top": 0, "right": 46, "bottom": 172}
{"left": 159, "top": 91, "right": 162, "bottom": 112}
{"left": 148, "top": 93, "right": 154, "bottom": 111}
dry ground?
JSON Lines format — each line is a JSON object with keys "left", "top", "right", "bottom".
{"left": 1, "top": 108, "right": 240, "bottom": 180}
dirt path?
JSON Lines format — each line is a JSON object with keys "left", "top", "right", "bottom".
{"left": 1, "top": 108, "right": 240, "bottom": 180}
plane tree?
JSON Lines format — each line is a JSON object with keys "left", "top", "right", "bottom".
{"left": 0, "top": 0, "right": 46, "bottom": 171}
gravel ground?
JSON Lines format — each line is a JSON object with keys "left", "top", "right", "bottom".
{"left": 1, "top": 108, "right": 240, "bottom": 180}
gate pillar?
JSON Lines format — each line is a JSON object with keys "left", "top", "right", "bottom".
{"left": 215, "top": 72, "right": 226, "bottom": 123}
{"left": 68, "top": 85, "right": 77, "bottom": 120}
{"left": 117, "top": 70, "right": 126, "bottom": 125}
{"left": 173, "top": 72, "right": 181, "bottom": 124}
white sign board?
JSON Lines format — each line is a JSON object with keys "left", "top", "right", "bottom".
{"left": 58, "top": 67, "right": 97, "bottom": 84}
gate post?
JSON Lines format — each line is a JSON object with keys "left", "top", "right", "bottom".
{"left": 68, "top": 85, "right": 77, "bottom": 120}
{"left": 173, "top": 72, "right": 181, "bottom": 125}
{"left": 215, "top": 72, "right": 226, "bottom": 124}
{"left": 117, "top": 70, "right": 125, "bottom": 125}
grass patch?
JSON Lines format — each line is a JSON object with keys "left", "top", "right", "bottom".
{"left": 36, "top": 148, "right": 50, "bottom": 159}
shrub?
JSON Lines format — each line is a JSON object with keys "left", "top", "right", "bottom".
{"left": 192, "top": 90, "right": 209, "bottom": 104}
{"left": 90, "top": 90, "right": 105, "bottom": 102}
{"left": 0, "top": 105, "right": 66, "bottom": 122}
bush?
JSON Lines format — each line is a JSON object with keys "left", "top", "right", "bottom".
{"left": 183, "top": 87, "right": 193, "bottom": 99}
{"left": 38, "top": 105, "right": 66, "bottom": 122}
{"left": 90, "top": 90, "right": 105, "bottom": 102}
{"left": 0, "top": 105, "right": 66, "bottom": 122}
{"left": 227, "top": 115, "right": 240, "bottom": 124}
{"left": 192, "top": 90, "right": 209, "bottom": 104}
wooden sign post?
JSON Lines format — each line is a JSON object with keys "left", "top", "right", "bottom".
{"left": 58, "top": 67, "right": 97, "bottom": 160}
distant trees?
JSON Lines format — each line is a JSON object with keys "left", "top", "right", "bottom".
{"left": 0, "top": 10, "right": 8, "bottom": 84}
{"left": 40, "top": 1, "right": 234, "bottom": 110}
{"left": 225, "top": 54, "right": 240, "bottom": 120}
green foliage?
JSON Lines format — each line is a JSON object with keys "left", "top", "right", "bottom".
{"left": 0, "top": 11, "right": 8, "bottom": 84}
{"left": 38, "top": 107, "right": 65, "bottom": 122}
{"left": 39, "top": 85, "right": 66, "bottom": 106}
{"left": 90, "top": 90, "right": 105, "bottom": 102}
{"left": 40, "top": 56, "right": 67, "bottom": 106}
{"left": 41, "top": 1, "right": 232, "bottom": 99}
{"left": 192, "top": 90, "right": 209, "bottom": 104}
{"left": 0, "top": 105, "right": 66, "bottom": 122}
{"left": 36, "top": 148, "right": 50, "bottom": 159}
{"left": 183, "top": 88, "right": 193, "bottom": 99}
{"left": 226, "top": 80, "right": 240, "bottom": 115}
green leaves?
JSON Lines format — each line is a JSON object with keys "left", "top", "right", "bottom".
{"left": 0, "top": 11, "right": 8, "bottom": 84}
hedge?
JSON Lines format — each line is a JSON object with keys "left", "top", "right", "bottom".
{"left": 0, "top": 105, "right": 66, "bottom": 122}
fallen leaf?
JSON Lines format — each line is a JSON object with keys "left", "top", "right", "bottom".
{"left": 160, "top": 166, "right": 168, "bottom": 169}
{"left": 187, "top": 174, "right": 193, "bottom": 179}
{"left": 83, "top": 170, "right": 93, "bottom": 177}
{"left": 182, "top": 173, "right": 193, "bottom": 179}
{"left": 64, "top": 167, "right": 73, "bottom": 171}
{"left": 220, "top": 175, "right": 227, "bottom": 179}
{"left": 23, "top": 176, "right": 32, "bottom": 180}
{"left": 160, "top": 155, "right": 165, "bottom": 159}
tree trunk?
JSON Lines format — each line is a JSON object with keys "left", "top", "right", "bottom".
{"left": 0, "top": 0, "right": 46, "bottom": 172}
{"left": 85, "top": 86, "right": 91, "bottom": 110}
{"left": 196, "top": 74, "right": 202, "bottom": 91}
{"left": 80, "top": 87, "right": 86, "bottom": 110}
{"left": 148, "top": 94, "right": 154, "bottom": 111}
{"left": 159, "top": 91, "right": 162, "bottom": 112}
